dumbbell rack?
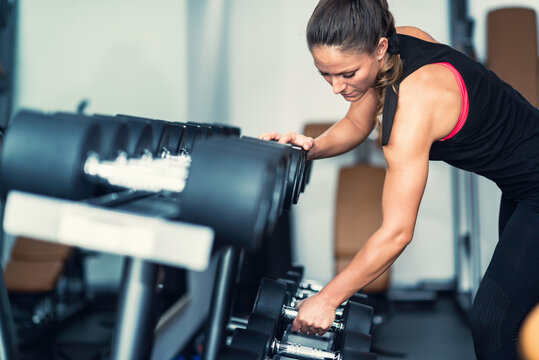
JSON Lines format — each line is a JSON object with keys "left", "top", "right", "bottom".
{"left": 1, "top": 189, "right": 215, "bottom": 360}
{"left": 221, "top": 272, "right": 377, "bottom": 360}
{"left": 0, "top": 110, "right": 312, "bottom": 359}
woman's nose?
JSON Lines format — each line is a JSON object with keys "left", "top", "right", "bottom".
{"left": 331, "top": 76, "right": 346, "bottom": 94}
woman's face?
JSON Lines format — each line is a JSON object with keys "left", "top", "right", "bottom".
{"left": 312, "top": 44, "right": 384, "bottom": 102}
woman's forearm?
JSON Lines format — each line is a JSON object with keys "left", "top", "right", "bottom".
{"left": 308, "top": 116, "right": 375, "bottom": 160}
{"left": 317, "top": 227, "right": 411, "bottom": 309}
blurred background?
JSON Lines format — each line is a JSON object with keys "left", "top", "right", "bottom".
{"left": 10, "top": 0, "right": 538, "bottom": 288}
{"left": 1, "top": 0, "right": 538, "bottom": 359}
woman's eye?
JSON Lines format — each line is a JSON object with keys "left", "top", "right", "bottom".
{"left": 343, "top": 72, "right": 356, "bottom": 79}
{"left": 319, "top": 72, "right": 329, "bottom": 77}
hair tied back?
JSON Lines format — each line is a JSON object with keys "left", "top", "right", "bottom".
{"left": 387, "top": 28, "right": 400, "bottom": 55}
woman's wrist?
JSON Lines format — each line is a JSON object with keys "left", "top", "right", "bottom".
{"left": 306, "top": 138, "right": 321, "bottom": 160}
{"left": 316, "top": 288, "right": 339, "bottom": 310}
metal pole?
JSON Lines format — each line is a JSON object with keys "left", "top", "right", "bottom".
{"left": 468, "top": 174, "right": 482, "bottom": 301}
{"left": 203, "top": 246, "right": 241, "bottom": 360}
{"left": 450, "top": 167, "right": 462, "bottom": 290}
{"left": 0, "top": 272, "right": 18, "bottom": 360}
{"left": 111, "top": 257, "right": 159, "bottom": 360}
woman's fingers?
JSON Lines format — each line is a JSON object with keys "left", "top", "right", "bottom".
{"left": 258, "top": 131, "right": 315, "bottom": 151}
{"left": 257, "top": 132, "right": 282, "bottom": 141}
{"left": 301, "top": 137, "right": 315, "bottom": 151}
{"left": 277, "top": 131, "right": 297, "bottom": 144}
{"left": 292, "top": 317, "right": 302, "bottom": 332}
{"left": 292, "top": 317, "right": 327, "bottom": 336}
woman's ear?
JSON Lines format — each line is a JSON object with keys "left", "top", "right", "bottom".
{"left": 376, "top": 37, "right": 389, "bottom": 60}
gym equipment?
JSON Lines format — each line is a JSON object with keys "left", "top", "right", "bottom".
{"left": 0, "top": 110, "right": 282, "bottom": 249}
{"left": 272, "top": 267, "right": 369, "bottom": 319}
{"left": 281, "top": 268, "right": 369, "bottom": 304}
{"left": 274, "top": 269, "right": 370, "bottom": 322}
{"left": 55, "top": 112, "right": 129, "bottom": 160}
{"left": 230, "top": 328, "right": 377, "bottom": 360}
{"left": 253, "top": 279, "right": 374, "bottom": 336}
{"left": 202, "top": 143, "right": 309, "bottom": 360}
{"left": 0, "top": 109, "right": 311, "bottom": 360}
{"left": 201, "top": 138, "right": 307, "bottom": 359}
{"left": 187, "top": 121, "right": 241, "bottom": 137}
{"left": 179, "top": 137, "right": 283, "bottom": 246}
{"left": 0, "top": 110, "right": 101, "bottom": 200}
{"left": 116, "top": 115, "right": 241, "bottom": 156}
{"left": 241, "top": 137, "right": 306, "bottom": 209}
{"left": 111, "top": 115, "right": 154, "bottom": 157}
{"left": 233, "top": 138, "right": 290, "bottom": 230}
{"left": 202, "top": 245, "right": 242, "bottom": 360}
{"left": 0, "top": 274, "right": 18, "bottom": 360}
{"left": 236, "top": 311, "right": 372, "bottom": 354}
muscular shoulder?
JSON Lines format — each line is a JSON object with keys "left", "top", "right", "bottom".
{"left": 396, "top": 64, "right": 462, "bottom": 143}
{"left": 396, "top": 26, "right": 439, "bottom": 43}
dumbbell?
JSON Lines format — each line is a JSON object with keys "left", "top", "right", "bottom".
{"left": 116, "top": 114, "right": 240, "bottom": 157}
{"left": 227, "top": 311, "right": 372, "bottom": 355}
{"left": 54, "top": 112, "right": 129, "bottom": 160}
{"left": 229, "top": 328, "right": 377, "bottom": 360}
{"left": 178, "top": 121, "right": 239, "bottom": 154}
{"left": 188, "top": 121, "right": 241, "bottom": 137}
{"left": 278, "top": 270, "right": 369, "bottom": 318}
{"left": 282, "top": 267, "right": 367, "bottom": 300}
{"left": 115, "top": 114, "right": 180, "bottom": 156}
{"left": 256, "top": 311, "right": 372, "bottom": 353}
{"left": 236, "top": 139, "right": 290, "bottom": 220}
{"left": 253, "top": 279, "right": 374, "bottom": 336}
{"left": 0, "top": 110, "right": 281, "bottom": 249}
{"left": 114, "top": 114, "right": 203, "bottom": 158}
{"left": 199, "top": 136, "right": 307, "bottom": 234}
{"left": 242, "top": 137, "right": 307, "bottom": 209}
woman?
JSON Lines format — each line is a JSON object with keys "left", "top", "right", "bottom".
{"left": 258, "top": 0, "right": 539, "bottom": 359}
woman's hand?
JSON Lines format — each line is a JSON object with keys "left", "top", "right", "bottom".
{"left": 258, "top": 131, "right": 314, "bottom": 151}
{"left": 291, "top": 293, "right": 336, "bottom": 336}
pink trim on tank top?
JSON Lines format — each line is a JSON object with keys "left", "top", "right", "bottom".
{"left": 436, "top": 62, "right": 469, "bottom": 141}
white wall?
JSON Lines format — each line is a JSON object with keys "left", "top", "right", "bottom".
{"left": 15, "top": 0, "right": 188, "bottom": 121}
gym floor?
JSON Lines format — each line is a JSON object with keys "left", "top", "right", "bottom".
{"left": 372, "top": 293, "right": 475, "bottom": 360}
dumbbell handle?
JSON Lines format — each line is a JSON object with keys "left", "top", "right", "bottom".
{"left": 290, "top": 298, "right": 345, "bottom": 318}
{"left": 282, "top": 307, "right": 344, "bottom": 332}
{"left": 299, "top": 281, "right": 324, "bottom": 292}
{"left": 84, "top": 151, "right": 191, "bottom": 193}
{"left": 272, "top": 339, "right": 340, "bottom": 360}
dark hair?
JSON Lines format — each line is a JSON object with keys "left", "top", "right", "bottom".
{"left": 307, "top": 0, "right": 402, "bottom": 115}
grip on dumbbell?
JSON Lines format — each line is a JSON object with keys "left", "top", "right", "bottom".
{"left": 281, "top": 307, "right": 344, "bottom": 332}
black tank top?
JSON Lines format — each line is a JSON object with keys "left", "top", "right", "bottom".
{"left": 382, "top": 34, "right": 539, "bottom": 202}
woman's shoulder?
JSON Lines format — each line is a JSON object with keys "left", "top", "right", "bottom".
{"left": 396, "top": 26, "right": 439, "bottom": 44}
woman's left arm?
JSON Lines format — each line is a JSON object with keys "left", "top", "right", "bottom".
{"left": 291, "top": 134, "right": 431, "bottom": 335}
{"left": 318, "top": 129, "right": 431, "bottom": 306}
{"left": 291, "top": 74, "right": 443, "bottom": 335}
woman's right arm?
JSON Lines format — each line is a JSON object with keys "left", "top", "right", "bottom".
{"left": 259, "top": 87, "right": 378, "bottom": 160}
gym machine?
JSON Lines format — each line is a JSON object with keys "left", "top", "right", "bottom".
{"left": 0, "top": 109, "right": 299, "bottom": 359}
